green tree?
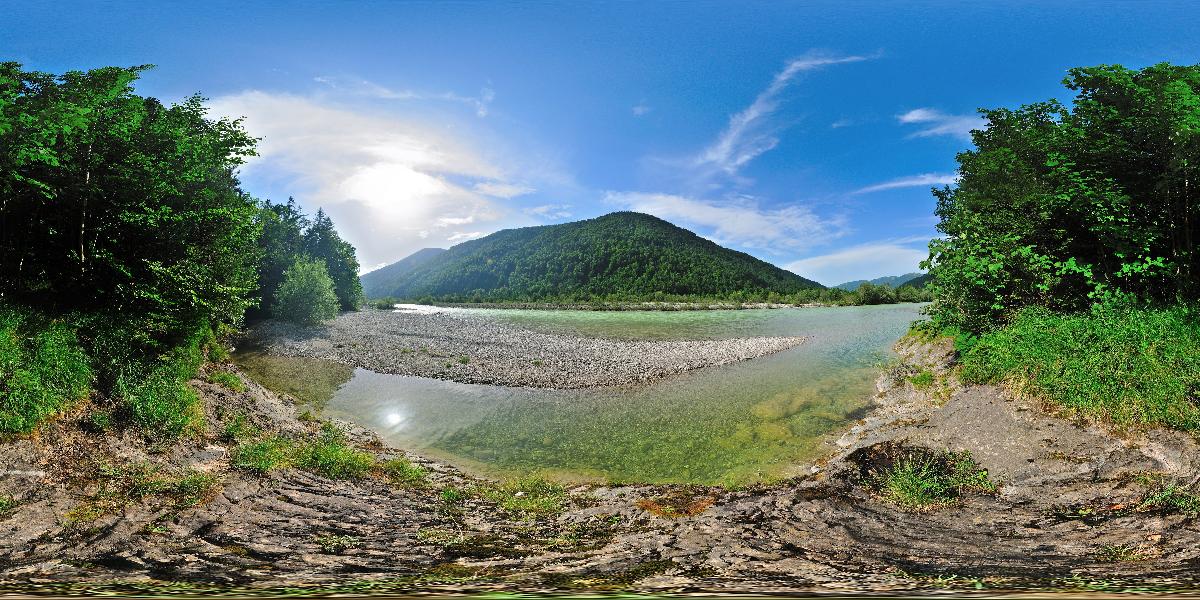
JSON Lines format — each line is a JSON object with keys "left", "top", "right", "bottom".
{"left": 273, "top": 259, "right": 340, "bottom": 325}
{"left": 304, "top": 208, "right": 363, "bottom": 310}
{"left": 925, "top": 62, "right": 1200, "bottom": 332}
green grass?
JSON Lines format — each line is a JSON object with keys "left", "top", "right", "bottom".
{"left": 381, "top": 457, "right": 428, "bottom": 486}
{"left": 481, "top": 477, "right": 567, "bottom": 516}
{"left": 959, "top": 304, "right": 1200, "bottom": 433}
{"left": 314, "top": 534, "right": 360, "bottom": 554}
{"left": 230, "top": 423, "right": 376, "bottom": 480}
{"left": 66, "top": 463, "right": 220, "bottom": 524}
{"left": 1136, "top": 479, "right": 1200, "bottom": 517}
{"left": 0, "top": 495, "right": 16, "bottom": 514}
{"left": 870, "top": 449, "right": 996, "bottom": 511}
{"left": 207, "top": 371, "right": 245, "bottom": 393}
{"left": 1096, "top": 543, "right": 1150, "bottom": 562}
{"left": 0, "top": 306, "right": 93, "bottom": 434}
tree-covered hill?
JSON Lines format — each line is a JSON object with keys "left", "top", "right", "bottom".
{"left": 835, "top": 273, "right": 924, "bottom": 291}
{"left": 360, "top": 247, "right": 446, "bottom": 299}
{"left": 362, "top": 212, "right": 822, "bottom": 301}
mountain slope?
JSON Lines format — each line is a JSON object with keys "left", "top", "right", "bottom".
{"left": 835, "top": 272, "right": 924, "bottom": 291}
{"left": 361, "top": 212, "right": 822, "bottom": 300}
{"left": 899, "top": 273, "right": 932, "bottom": 289}
{"left": 360, "top": 247, "right": 446, "bottom": 299}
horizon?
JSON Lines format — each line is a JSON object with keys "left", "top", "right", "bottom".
{"left": 5, "top": 1, "right": 1197, "bottom": 285}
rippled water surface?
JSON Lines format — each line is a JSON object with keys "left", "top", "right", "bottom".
{"left": 305, "top": 304, "right": 925, "bottom": 486}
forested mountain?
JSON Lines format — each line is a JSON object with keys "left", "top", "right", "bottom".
{"left": 362, "top": 212, "right": 822, "bottom": 301}
{"left": 360, "top": 248, "right": 446, "bottom": 299}
{"left": 835, "top": 273, "right": 924, "bottom": 291}
{"left": 899, "top": 273, "right": 932, "bottom": 289}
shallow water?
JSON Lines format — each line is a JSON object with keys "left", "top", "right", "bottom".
{"left": 315, "top": 303, "right": 924, "bottom": 486}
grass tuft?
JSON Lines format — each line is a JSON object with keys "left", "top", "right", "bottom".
{"left": 481, "top": 477, "right": 567, "bottom": 516}
{"left": 230, "top": 422, "right": 376, "bottom": 480}
{"left": 0, "top": 307, "right": 93, "bottom": 434}
{"left": 381, "top": 457, "right": 428, "bottom": 487}
{"left": 864, "top": 446, "right": 996, "bottom": 511}
{"left": 207, "top": 371, "right": 245, "bottom": 393}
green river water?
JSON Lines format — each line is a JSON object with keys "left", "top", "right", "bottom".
{"left": 292, "top": 303, "right": 925, "bottom": 486}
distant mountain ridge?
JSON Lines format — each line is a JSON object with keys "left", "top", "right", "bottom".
{"left": 835, "top": 272, "right": 924, "bottom": 291}
{"left": 360, "top": 212, "right": 822, "bottom": 301}
{"left": 360, "top": 247, "right": 446, "bottom": 299}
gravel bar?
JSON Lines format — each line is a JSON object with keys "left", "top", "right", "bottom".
{"left": 248, "top": 307, "right": 807, "bottom": 389}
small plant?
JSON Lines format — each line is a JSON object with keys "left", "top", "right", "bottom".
{"left": 87, "top": 410, "right": 113, "bottom": 432}
{"left": 531, "top": 359, "right": 543, "bottom": 367}
{"left": 863, "top": 446, "right": 996, "bottom": 511}
{"left": 315, "top": 534, "right": 360, "bottom": 554}
{"left": 65, "top": 463, "right": 220, "bottom": 524}
{"left": 0, "top": 495, "right": 16, "bottom": 514}
{"left": 230, "top": 436, "right": 293, "bottom": 474}
{"left": 440, "top": 486, "right": 468, "bottom": 504}
{"left": 207, "top": 371, "right": 245, "bottom": 393}
{"left": 381, "top": 457, "right": 427, "bottom": 486}
{"left": 1136, "top": 480, "right": 1200, "bottom": 517}
{"left": 295, "top": 424, "right": 375, "bottom": 479}
{"left": 1096, "top": 543, "right": 1149, "bottom": 562}
{"left": 482, "top": 477, "right": 567, "bottom": 516}
{"left": 221, "top": 413, "right": 259, "bottom": 442}
{"left": 458, "top": 355, "right": 470, "bottom": 364}
{"left": 298, "top": 410, "right": 319, "bottom": 422}
{"left": 908, "top": 369, "right": 935, "bottom": 389}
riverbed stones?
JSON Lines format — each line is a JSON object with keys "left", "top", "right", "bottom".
{"left": 248, "top": 308, "right": 808, "bottom": 388}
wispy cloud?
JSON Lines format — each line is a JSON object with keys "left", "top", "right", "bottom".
{"left": 473, "top": 181, "right": 535, "bottom": 198}
{"left": 632, "top": 100, "right": 652, "bottom": 117}
{"left": 605, "top": 191, "right": 845, "bottom": 251}
{"left": 695, "top": 52, "right": 875, "bottom": 177}
{"left": 854, "top": 172, "right": 958, "bottom": 194}
{"left": 314, "top": 75, "right": 496, "bottom": 117}
{"left": 785, "top": 236, "right": 930, "bottom": 285}
{"left": 897, "top": 108, "right": 984, "bottom": 139}
{"left": 526, "top": 204, "right": 573, "bottom": 220}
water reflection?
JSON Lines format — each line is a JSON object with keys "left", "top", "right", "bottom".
{"left": 321, "top": 303, "right": 924, "bottom": 486}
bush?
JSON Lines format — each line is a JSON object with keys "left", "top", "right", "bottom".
{"left": 0, "top": 306, "right": 93, "bottom": 434}
{"left": 959, "top": 304, "right": 1200, "bottom": 432}
{"left": 295, "top": 424, "right": 375, "bottom": 479}
{"left": 272, "top": 259, "right": 340, "bottom": 325}
{"left": 117, "top": 327, "right": 207, "bottom": 439}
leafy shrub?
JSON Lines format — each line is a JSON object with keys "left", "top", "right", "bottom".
{"left": 381, "top": 457, "right": 428, "bottom": 486}
{"left": 117, "top": 330, "right": 208, "bottom": 439}
{"left": 0, "top": 306, "right": 93, "bottom": 434}
{"left": 272, "top": 258, "right": 340, "bottom": 325}
{"left": 959, "top": 304, "right": 1200, "bottom": 432}
{"left": 230, "top": 435, "right": 294, "bottom": 474}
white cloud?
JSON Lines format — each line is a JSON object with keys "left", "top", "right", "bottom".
{"left": 785, "top": 237, "right": 930, "bottom": 286}
{"left": 447, "top": 231, "right": 485, "bottom": 243}
{"left": 208, "top": 91, "right": 515, "bottom": 268}
{"left": 830, "top": 117, "right": 854, "bottom": 129}
{"left": 527, "top": 204, "right": 573, "bottom": 220}
{"left": 605, "top": 191, "right": 845, "bottom": 251}
{"left": 472, "top": 181, "right": 535, "bottom": 198}
{"left": 854, "top": 172, "right": 958, "bottom": 194}
{"left": 696, "top": 52, "right": 874, "bottom": 177}
{"left": 632, "top": 101, "right": 652, "bottom": 117}
{"left": 314, "top": 75, "right": 495, "bottom": 117}
{"left": 897, "top": 108, "right": 984, "bottom": 139}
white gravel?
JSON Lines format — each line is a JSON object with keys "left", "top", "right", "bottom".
{"left": 248, "top": 308, "right": 807, "bottom": 389}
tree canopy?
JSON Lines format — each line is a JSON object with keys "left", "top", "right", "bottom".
{"left": 925, "top": 62, "right": 1200, "bottom": 332}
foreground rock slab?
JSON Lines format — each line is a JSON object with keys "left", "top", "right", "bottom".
{"left": 248, "top": 307, "right": 808, "bottom": 388}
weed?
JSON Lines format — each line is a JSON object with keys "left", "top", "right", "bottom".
{"left": 1097, "top": 543, "right": 1150, "bottom": 562}
{"left": 294, "top": 424, "right": 375, "bottom": 479}
{"left": 458, "top": 355, "right": 470, "bottom": 364}
{"left": 531, "top": 359, "right": 543, "bottom": 367}
{"left": 87, "top": 410, "right": 113, "bottom": 432}
{"left": 381, "top": 457, "right": 427, "bottom": 486}
{"left": 908, "top": 369, "right": 935, "bottom": 389}
{"left": 859, "top": 444, "right": 996, "bottom": 511}
{"left": 315, "top": 534, "right": 360, "bottom": 554}
{"left": 482, "top": 477, "right": 567, "bottom": 516}
{"left": 207, "top": 371, "right": 245, "bottom": 393}
{"left": 298, "top": 410, "right": 318, "bottom": 422}
{"left": 0, "top": 495, "right": 15, "bottom": 514}
{"left": 1136, "top": 479, "right": 1200, "bottom": 517}
{"left": 440, "top": 486, "right": 468, "bottom": 504}
{"left": 230, "top": 435, "right": 293, "bottom": 474}
{"left": 221, "top": 412, "right": 259, "bottom": 441}
{"left": 66, "top": 463, "right": 220, "bottom": 524}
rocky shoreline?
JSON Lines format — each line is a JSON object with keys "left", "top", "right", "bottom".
{"left": 2, "top": 337, "right": 1199, "bottom": 594}
{"left": 247, "top": 307, "right": 808, "bottom": 388}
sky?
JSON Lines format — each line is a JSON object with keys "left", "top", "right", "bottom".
{"left": 5, "top": 1, "right": 1198, "bottom": 285}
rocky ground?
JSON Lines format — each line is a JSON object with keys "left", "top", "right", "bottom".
{"left": 1, "top": 337, "right": 1199, "bottom": 595}
{"left": 248, "top": 307, "right": 808, "bottom": 388}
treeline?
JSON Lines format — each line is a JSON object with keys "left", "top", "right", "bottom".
{"left": 374, "top": 280, "right": 932, "bottom": 308}
{"left": 0, "top": 63, "right": 361, "bottom": 436}
{"left": 921, "top": 62, "right": 1200, "bottom": 433}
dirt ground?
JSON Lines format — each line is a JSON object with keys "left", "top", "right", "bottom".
{"left": 1, "top": 337, "right": 1198, "bottom": 595}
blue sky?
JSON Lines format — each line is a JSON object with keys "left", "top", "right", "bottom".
{"left": 5, "top": 1, "right": 1198, "bottom": 284}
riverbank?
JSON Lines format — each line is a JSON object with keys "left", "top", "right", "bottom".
{"left": 247, "top": 307, "right": 808, "bottom": 388}
{"left": 1, "top": 336, "right": 1198, "bottom": 594}
{"left": 417, "top": 300, "right": 826, "bottom": 311}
